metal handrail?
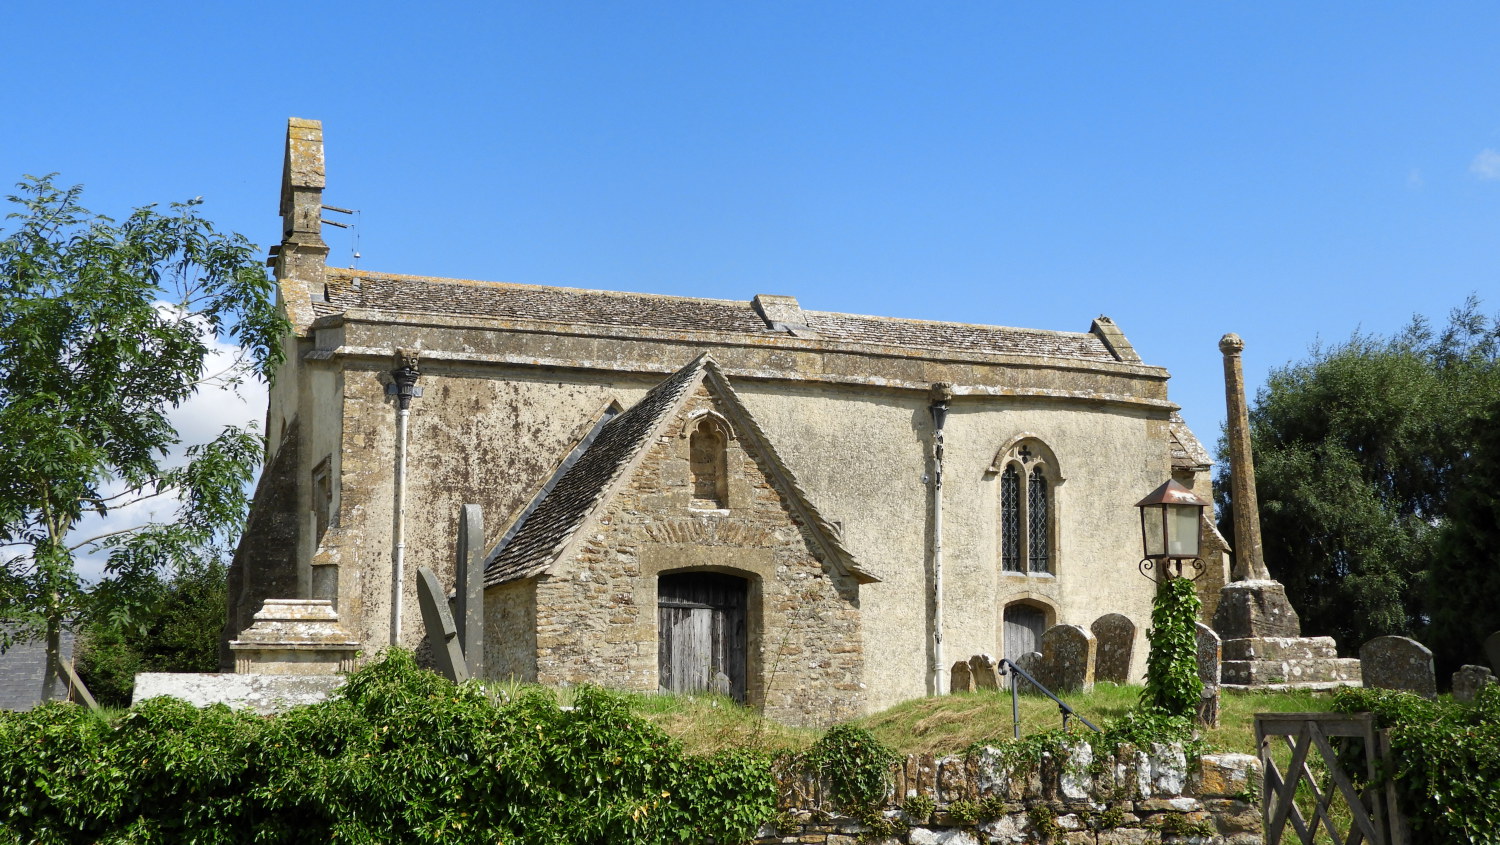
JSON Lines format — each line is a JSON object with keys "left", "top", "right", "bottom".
{"left": 995, "top": 658, "right": 1101, "bottom": 737}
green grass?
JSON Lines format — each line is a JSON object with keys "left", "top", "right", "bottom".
{"left": 474, "top": 681, "right": 1345, "bottom": 758}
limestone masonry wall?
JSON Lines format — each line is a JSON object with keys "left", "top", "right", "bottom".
{"left": 757, "top": 743, "right": 1261, "bottom": 845}
{"left": 531, "top": 388, "right": 865, "bottom": 727}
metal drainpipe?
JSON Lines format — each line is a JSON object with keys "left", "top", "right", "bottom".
{"left": 928, "top": 382, "right": 953, "bottom": 696}
{"left": 387, "top": 350, "right": 423, "bottom": 645}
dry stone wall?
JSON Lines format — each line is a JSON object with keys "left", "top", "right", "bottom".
{"left": 756, "top": 742, "right": 1261, "bottom": 844}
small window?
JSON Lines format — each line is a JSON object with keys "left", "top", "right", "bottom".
{"left": 993, "top": 438, "right": 1059, "bottom": 575}
{"left": 689, "top": 418, "right": 728, "bottom": 508}
{"left": 311, "top": 457, "right": 333, "bottom": 541}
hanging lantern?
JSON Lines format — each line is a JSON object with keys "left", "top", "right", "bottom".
{"left": 1135, "top": 479, "right": 1209, "bottom": 580}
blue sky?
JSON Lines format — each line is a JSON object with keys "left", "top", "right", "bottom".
{"left": 6, "top": 1, "right": 1499, "bottom": 459}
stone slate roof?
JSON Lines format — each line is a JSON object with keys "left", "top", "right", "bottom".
{"left": 1169, "top": 412, "right": 1213, "bottom": 471}
{"left": 317, "top": 270, "right": 1120, "bottom": 363}
{"left": 483, "top": 358, "right": 704, "bottom": 586}
{"left": 0, "top": 625, "right": 75, "bottom": 711}
{"left": 483, "top": 354, "right": 875, "bottom": 587}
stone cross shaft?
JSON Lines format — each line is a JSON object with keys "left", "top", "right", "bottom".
{"left": 1220, "top": 333, "right": 1271, "bottom": 581}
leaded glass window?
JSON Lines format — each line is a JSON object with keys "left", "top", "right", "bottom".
{"left": 1028, "top": 467, "right": 1049, "bottom": 572}
{"left": 1000, "top": 465, "right": 1021, "bottom": 572}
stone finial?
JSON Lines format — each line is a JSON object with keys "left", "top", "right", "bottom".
{"left": 1221, "top": 331, "right": 1271, "bottom": 582}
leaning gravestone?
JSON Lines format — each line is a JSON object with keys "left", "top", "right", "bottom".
{"left": 1037, "top": 624, "right": 1096, "bottom": 693}
{"left": 1091, "top": 613, "right": 1136, "bottom": 684}
{"left": 949, "top": 660, "right": 974, "bottom": 693}
{"left": 969, "top": 654, "right": 1002, "bottom": 690}
{"left": 1452, "top": 665, "right": 1496, "bottom": 703}
{"left": 1195, "top": 622, "right": 1223, "bottom": 727}
{"left": 1485, "top": 631, "right": 1500, "bottom": 674}
{"left": 1359, "top": 635, "right": 1436, "bottom": 699}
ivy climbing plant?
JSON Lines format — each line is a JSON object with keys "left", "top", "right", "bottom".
{"left": 1140, "top": 576, "right": 1203, "bottom": 718}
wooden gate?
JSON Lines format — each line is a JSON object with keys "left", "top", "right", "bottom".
{"left": 657, "top": 572, "right": 747, "bottom": 702}
{"left": 1256, "top": 712, "right": 1407, "bottom": 845}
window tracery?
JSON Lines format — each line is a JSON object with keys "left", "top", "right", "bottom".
{"left": 992, "top": 437, "right": 1060, "bottom": 575}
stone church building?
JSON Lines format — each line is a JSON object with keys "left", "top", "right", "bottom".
{"left": 226, "top": 118, "right": 1225, "bottom": 725}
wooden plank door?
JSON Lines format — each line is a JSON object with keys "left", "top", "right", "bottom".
{"left": 1004, "top": 604, "right": 1045, "bottom": 664}
{"left": 658, "top": 572, "right": 747, "bottom": 702}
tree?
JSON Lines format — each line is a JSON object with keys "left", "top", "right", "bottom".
{"left": 75, "top": 556, "right": 228, "bottom": 707}
{"left": 1426, "top": 391, "right": 1500, "bottom": 678}
{"left": 1216, "top": 298, "right": 1500, "bottom": 661}
{"left": 0, "top": 175, "right": 286, "bottom": 700}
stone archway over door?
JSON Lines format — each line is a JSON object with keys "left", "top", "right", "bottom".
{"left": 1004, "top": 604, "right": 1046, "bottom": 665}
{"left": 658, "top": 572, "right": 747, "bottom": 702}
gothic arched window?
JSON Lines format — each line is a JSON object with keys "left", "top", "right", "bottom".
{"left": 991, "top": 438, "right": 1061, "bottom": 576}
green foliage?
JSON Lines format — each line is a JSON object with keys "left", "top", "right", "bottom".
{"left": 76, "top": 558, "right": 227, "bottom": 707}
{"left": 944, "top": 798, "right": 979, "bottom": 825}
{"left": 1427, "top": 390, "right": 1500, "bottom": 676}
{"left": 0, "top": 175, "right": 288, "bottom": 690}
{"left": 1219, "top": 298, "right": 1500, "bottom": 658}
{"left": 1140, "top": 577, "right": 1203, "bottom": 718}
{"left": 900, "top": 793, "right": 935, "bottom": 823}
{"left": 1334, "top": 684, "right": 1500, "bottom": 844}
{"left": 800, "top": 723, "right": 900, "bottom": 811}
{"left": 0, "top": 650, "right": 777, "bottom": 844}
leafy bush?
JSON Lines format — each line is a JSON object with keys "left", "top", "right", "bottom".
{"left": 77, "top": 558, "right": 228, "bottom": 707}
{"left": 0, "top": 649, "right": 776, "bottom": 844}
{"left": 800, "top": 723, "right": 900, "bottom": 811}
{"left": 1335, "top": 684, "right": 1500, "bottom": 844}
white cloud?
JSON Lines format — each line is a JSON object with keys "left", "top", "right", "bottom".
{"left": 1470, "top": 148, "right": 1500, "bottom": 180}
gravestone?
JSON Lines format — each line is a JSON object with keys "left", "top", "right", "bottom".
{"left": 454, "top": 504, "right": 485, "bottom": 678}
{"left": 969, "top": 654, "right": 1001, "bottom": 690}
{"left": 1195, "top": 622, "right": 1222, "bottom": 686}
{"left": 1359, "top": 636, "right": 1436, "bottom": 699}
{"left": 949, "top": 660, "right": 974, "bottom": 693}
{"left": 417, "top": 567, "right": 469, "bottom": 684}
{"left": 1452, "top": 665, "right": 1496, "bottom": 703}
{"left": 1037, "top": 624, "right": 1096, "bottom": 693}
{"left": 1485, "top": 631, "right": 1500, "bottom": 674}
{"left": 1015, "top": 651, "right": 1043, "bottom": 680}
{"left": 1195, "top": 622, "right": 1223, "bottom": 727}
{"left": 1090, "top": 613, "right": 1136, "bottom": 684}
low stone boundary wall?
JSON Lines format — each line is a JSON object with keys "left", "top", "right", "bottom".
{"left": 756, "top": 742, "right": 1261, "bottom": 844}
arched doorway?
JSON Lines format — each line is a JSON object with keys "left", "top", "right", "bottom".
{"left": 658, "top": 571, "right": 747, "bottom": 702}
{"left": 1003, "top": 603, "right": 1047, "bottom": 665}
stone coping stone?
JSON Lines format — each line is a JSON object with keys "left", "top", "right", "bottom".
{"left": 1221, "top": 657, "right": 1361, "bottom": 687}
{"left": 133, "top": 672, "right": 344, "bottom": 715}
{"left": 1221, "top": 636, "right": 1338, "bottom": 662}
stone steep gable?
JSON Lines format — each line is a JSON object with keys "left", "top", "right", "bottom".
{"left": 483, "top": 359, "right": 703, "bottom": 586}
{"left": 532, "top": 383, "right": 866, "bottom": 726}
